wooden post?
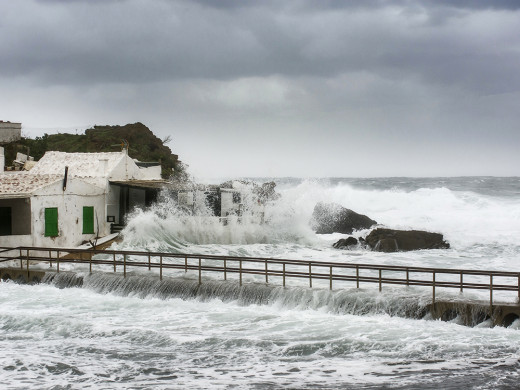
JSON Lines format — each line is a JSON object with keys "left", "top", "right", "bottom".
{"left": 265, "top": 260, "right": 268, "bottom": 284}
{"left": 432, "top": 272, "right": 436, "bottom": 310}
{"left": 26, "top": 249, "right": 30, "bottom": 279}
{"left": 198, "top": 258, "right": 201, "bottom": 285}
{"left": 356, "top": 266, "right": 359, "bottom": 288}
{"left": 57, "top": 251, "right": 60, "bottom": 273}
{"left": 19, "top": 248, "right": 23, "bottom": 270}
{"left": 309, "top": 263, "right": 312, "bottom": 288}
{"left": 160, "top": 256, "right": 163, "bottom": 281}
{"left": 329, "top": 266, "right": 332, "bottom": 290}
{"left": 379, "top": 269, "right": 382, "bottom": 292}
{"left": 518, "top": 274, "right": 520, "bottom": 302}
{"left": 490, "top": 274, "right": 493, "bottom": 315}
{"left": 123, "top": 254, "right": 127, "bottom": 278}
{"left": 239, "top": 260, "right": 242, "bottom": 286}
{"left": 185, "top": 256, "right": 188, "bottom": 273}
{"left": 148, "top": 254, "right": 151, "bottom": 271}
{"left": 224, "top": 258, "right": 227, "bottom": 281}
{"left": 283, "top": 263, "right": 286, "bottom": 288}
{"left": 89, "top": 251, "right": 92, "bottom": 274}
{"left": 49, "top": 250, "right": 53, "bottom": 268}
{"left": 406, "top": 269, "right": 409, "bottom": 286}
{"left": 460, "top": 272, "right": 463, "bottom": 293}
{"left": 113, "top": 253, "right": 116, "bottom": 272}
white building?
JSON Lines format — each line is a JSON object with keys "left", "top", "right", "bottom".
{"left": 0, "top": 121, "right": 22, "bottom": 144}
{"left": 0, "top": 150, "right": 166, "bottom": 248}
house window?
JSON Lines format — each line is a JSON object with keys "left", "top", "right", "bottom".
{"left": 44, "top": 208, "right": 58, "bottom": 237}
{"left": 83, "top": 206, "right": 94, "bottom": 234}
{"left": 0, "top": 207, "right": 12, "bottom": 236}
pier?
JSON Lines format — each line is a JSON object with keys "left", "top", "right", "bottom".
{"left": 1, "top": 246, "right": 520, "bottom": 327}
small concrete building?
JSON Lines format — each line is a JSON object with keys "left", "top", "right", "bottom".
{"left": 0, "top": 121, "right": 22, "bottom": 144}
{"left": 0, "top": 150, "right": 166, "bottom": 248}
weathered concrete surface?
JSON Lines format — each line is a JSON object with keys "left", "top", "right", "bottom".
{"left": 429, "top": 300, "right": 520, "bottom": 327}
{"left": 0, "top": 267, "right": 46, "bottom": 284}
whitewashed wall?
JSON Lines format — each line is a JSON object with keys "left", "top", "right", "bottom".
{"left": 30, "top": 178, "right": 106, "bottom": 247}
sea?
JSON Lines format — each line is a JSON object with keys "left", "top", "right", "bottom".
{"left": 1, "top": 177, "right": 520, "bottom": 389}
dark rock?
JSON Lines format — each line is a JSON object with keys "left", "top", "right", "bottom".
{"left": 374, "top": 238, "right": 399, "bottom": 252}
{"left": 311, "top": 202, "right": 377, "bottom": 234}
{"left": 365, "top": 228, "right": 450, "bottom": 252}
{"left": 332, "top": 236, "right": 358, "bottom": 249}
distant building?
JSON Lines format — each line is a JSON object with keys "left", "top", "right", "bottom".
{"left": 0, "top": 150, "right": 166, "bottom": 248}
{"left": 0, "top": 121, "right": 22, "bottom": 144}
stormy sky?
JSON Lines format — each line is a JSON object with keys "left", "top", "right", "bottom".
{"left": 1, "top": 0, "right": 519, "bottom": 178}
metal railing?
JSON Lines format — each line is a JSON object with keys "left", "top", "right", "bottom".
{"left": 1, "top": 246, "right": 520, "bottom": 311}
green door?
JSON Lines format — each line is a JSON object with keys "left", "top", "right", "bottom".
{"left": 44, "top": 208, "right": 58, "bottom": 237}
{"left": 83, "top": 206, "right": 94, "bottom": 234}
{"left": 0, "top": 207, "right": 12, "bottom": 236}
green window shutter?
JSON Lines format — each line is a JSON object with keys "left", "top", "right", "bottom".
{"left": 83, "top": 206, "right": 94, "bottom": 234}
{"left": 44, "top": 208, "right": 58, "bottom": 237}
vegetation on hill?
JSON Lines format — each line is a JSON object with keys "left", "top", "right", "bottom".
{"left": 4, "top": 123, "right": 185, "bottom": 179}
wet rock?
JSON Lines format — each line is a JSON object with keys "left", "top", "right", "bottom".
{"left": 311, "top": 202, "right": 377, "bottom": 234}
{"left": 332, "top": 236, "right": 358, "bottom": 249}
{"left": 365, "top": 228, "right": 450, "bottom": 252}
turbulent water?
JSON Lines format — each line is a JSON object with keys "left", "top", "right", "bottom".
{"left": 2, "top": 177, "right": 520, "bottom": 389}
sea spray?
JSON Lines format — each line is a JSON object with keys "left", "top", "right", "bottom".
{"left": 42, "top": 271, "right": 444, "bottom": 320}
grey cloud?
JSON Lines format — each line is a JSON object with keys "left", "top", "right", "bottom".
{"left": 1, "top": 0, "right": 518, "bottom": 96}
{"left": 1, "top": 0, "right": 519, "bottom": 177}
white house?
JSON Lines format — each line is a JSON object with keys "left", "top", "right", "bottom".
{"left": 0, "top": 150, "right": 166, "bottom": 248}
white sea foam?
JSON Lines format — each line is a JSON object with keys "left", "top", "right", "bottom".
{"left": 115, "top": 179, "right": 520, "bottom": 270}
{"left": 3, "top": 177, "right": 520, "bottom": 388}
{"left": 1, "top": 281, "right": 520, "bottom": 389}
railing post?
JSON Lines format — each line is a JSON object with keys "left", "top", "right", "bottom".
{"left": 239, "top": 260, "right": 242, "bottom": 286}
{"left": 265, "top": 260, "right": 268, "bottom": 284}
{"left": 356, "top": 266, "right": 359, "bottom": 288}
{"left": 518, "top": 274, "right": 520, "bottom": 302}
{"left": 406, "top": 268, "right": 409, "bottom": 286}
{"left": 224, "top": 258, "right": 227, "bottom": 281}
{"left": 490, "top": 274, "right": 493, "bottom": 315}
{"left": 309, "top": 263, "right": 312, "bottom": 288}
{"left": 185, "top": 256, "right": 188, "bottom": 273}
{"left": 329, "top": 266, "right": 332, "bottom": 290}
{"left": 89, "top": 251, "right": 92, "bottom": 274}
{"left": 460, "top": 272, "right": 463, "bottom": 293}
{"left": 49, "top": 250, "right": 53, "bottom": 268}
{"left": 160, "top": 255, "right": 163, "bottom": 281}
{"left": 148, "top": 254, "right": 151, "bottom": 271}
{"left": 432, "top": 272, "right": 436, "bottom": 310}
{"left": 19, "top": 248, "right": 23, "bottom": 270}
{"left": 123, "top": 254, "right": 127, "bottom": 278}
{"left": 379, "top": 269, "right": 382, "bottom": 292}
{"left": 283, "top": 263, "right": 286, "bottom": 288}
{"left": 113, "top": 253, "right": 116, "bottom": 272}
{"left": 198, "top": 258, "right": 201, "bottom": 285}
{"left": 26, "top": 249, "right": 30, "bottom": 279}
{"left": 57, "top": 251, "right": 60, "bottom": 273}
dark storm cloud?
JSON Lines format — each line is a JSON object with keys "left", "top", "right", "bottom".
{"left": 1, "top": 0, "right": 519, "bottom": 95}
{"left": 1, "top": 0, "right": 519, "bottom": 177}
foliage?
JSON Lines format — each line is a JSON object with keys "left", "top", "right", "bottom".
{"left": 4, "top": 123, "right": 184, "bottom": 179}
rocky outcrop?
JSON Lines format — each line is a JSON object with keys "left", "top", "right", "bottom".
{"left": 332, "top": 236, "right": 358, "bottom": 249}
{"left": 311, "top": 202, "right": 377, "bottom": 234}
{"left": 364, "top": 228, "right": 450, "bottom": 252}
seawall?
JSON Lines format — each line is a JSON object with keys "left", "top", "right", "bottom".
{"left": 1, "top": 267, "right": 519, "bottom": 328}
